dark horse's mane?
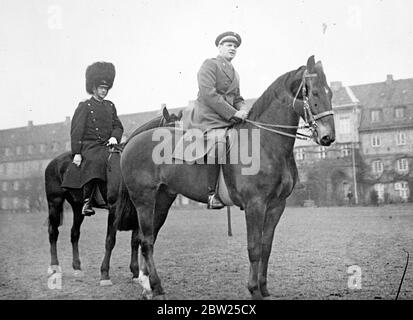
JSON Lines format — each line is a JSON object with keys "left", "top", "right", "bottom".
{"left": 248, "top": 66, "right": 306, "bottom": 121}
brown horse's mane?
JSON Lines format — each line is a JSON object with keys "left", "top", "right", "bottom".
{"left": 248, "top": 66, "right": 306, "bottom": 121}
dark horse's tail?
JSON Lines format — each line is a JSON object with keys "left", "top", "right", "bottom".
{"left": 114, "top": 178, "right": 138, "bottom": 231}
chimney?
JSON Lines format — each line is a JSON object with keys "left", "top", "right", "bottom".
{"left": 330, "top": 81, "right": 342, "bottom": 91}
{"left": 64, "top": 116, "right": 70, "bottom": 125}
{"left": 27, "top": 120, "right": 33, "bottom": 128}
{"left": 386, "top": 74, "right": 393, "bottom": 85}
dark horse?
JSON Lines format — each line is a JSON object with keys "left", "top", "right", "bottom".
{"left": 44, "top": 106, "right": 182, "bottom": 282}
{"left": 115, "top": 56, "right": 335, "bottom": 299}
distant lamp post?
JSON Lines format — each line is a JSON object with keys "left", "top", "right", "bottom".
{"left": 351, "top": 105, "right": 359, "bottom": 204}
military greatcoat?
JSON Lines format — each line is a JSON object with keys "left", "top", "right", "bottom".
{"left": 62, "top": 97, "right": 123, "bottom": 189}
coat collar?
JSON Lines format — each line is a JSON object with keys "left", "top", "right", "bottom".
{"left": 216, "top": 55, "right": 234, "bottom": 81}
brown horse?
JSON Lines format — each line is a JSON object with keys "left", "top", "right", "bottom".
{"left": 115, "top": 56, "right": 335, "bottom": 299}
{"left": 44, "top": 106, "right": 182, "bottom": 283}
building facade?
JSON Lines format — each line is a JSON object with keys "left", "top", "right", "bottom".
{"left": 1, "top": 75, "right": 412, "bottom": 212}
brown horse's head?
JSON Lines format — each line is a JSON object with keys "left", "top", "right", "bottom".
{"left": 291, "top": 56, "right": 336, "bottom": 146}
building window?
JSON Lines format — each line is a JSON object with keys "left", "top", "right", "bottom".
{"left": 27, "top": 145, "right": 34, "bottom": 154}
{"left": 39, "top": 144, "right": 46, "bottom": 153}
{"left": 371, "top": 135, "right": 381, "bottom": 147}
{"left": 5, "top": 147, "right": 12, "bottom": 156}
{"left": 394, "top": 106, "right": 405, "bottom": 119}
{"left": 52, "top": 142, "right": 59, "bottom": 152}
{"left": 13, "top": 181, "right": 20, "bottom": 191}
{"left": 395, "top": 181, "right": 409, "bottom": 200}
{"left": 372, "top": 160, "right": 384, "bottom": 174}
{"left": 2, "top": 181, "right": 8, "bottom": 191}
{"left": 295, "top": 148, "right": 305, "bottom": 161}
{"left": 341, "top": 145, "right": 351, "bottom": 157}
{"left": 374, "top": 183, "right": 385, "bottom": 201}
{"left": 396, "top": 132, "right": 406, "bottom": 146}
{"left": 0, "top": 163, "right": 5, "bottom": 175}
{"left": 318, "top": 146, "right": 326, "bottom": 159}
{"left": 371, "top": 109, "right": 382, "bottom": 122}
{"left": 16, "top": 146, "right": 23, "bottom": 155}
{"left": 339, "top": 116, "right": 351, "bottom": 134}
{"left": 396, "top": 159, "right": 409, "bottom": 173}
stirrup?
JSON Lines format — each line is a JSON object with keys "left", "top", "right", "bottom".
{"left": 207, "top": 194, "right": 225, "bottom": 210}
{"left": 82, "top": 200, "right": 95, "bottom": 216}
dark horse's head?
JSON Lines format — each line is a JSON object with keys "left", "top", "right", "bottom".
{"left": 290, "top": 56, "right": 335, "bottom": 146}
{"left": 125, "top": 106, "right": 183, "bottom": 145}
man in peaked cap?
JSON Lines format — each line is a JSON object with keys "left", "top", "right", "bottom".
{"left": 62, "top": 61, "right": 124, "bottom": 216}
{"left": 180, "top": 31, "right": 250, "bottom": 209}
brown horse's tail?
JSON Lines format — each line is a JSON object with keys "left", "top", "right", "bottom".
{"left": 114, "top": 178, "right": 138, "bottom": 231}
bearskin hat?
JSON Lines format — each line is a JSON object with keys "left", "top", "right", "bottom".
{"left": 85, "top": 62, "right": 116, "bottom": 94}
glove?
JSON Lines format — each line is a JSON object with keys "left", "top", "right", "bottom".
{"left": 73, "top": 154, "right": 82, "bottom": 167}
{"left": 233, "top": 110, "right": 248, "bottom": 121}
{"left": 106, "top": 137, "right": 118, "bottom": 146}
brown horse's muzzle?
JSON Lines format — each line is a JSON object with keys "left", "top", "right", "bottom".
{"left": 314, "top": 119, "right": 335, "bottom": 146}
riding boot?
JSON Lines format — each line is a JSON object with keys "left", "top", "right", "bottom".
{"left": 207, "top": 164, "right": 225, "bottom": 209}
{"left": 82, "top": 180, "right": 96, "bottom": 216}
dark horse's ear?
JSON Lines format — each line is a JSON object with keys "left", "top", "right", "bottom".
{"left": 162, "top": 105, "right": 170, "bottom": 121}
{"left": 306, "top": 55, "right": 315, "bottom": 72}
{"left": 177, "top": 110, "right": 183, "bottom": 119}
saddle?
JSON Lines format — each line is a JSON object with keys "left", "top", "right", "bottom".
{"left": 172, "top": 128, "right": 237, "bottom": 206}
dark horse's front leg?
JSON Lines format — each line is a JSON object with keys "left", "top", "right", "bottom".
{"left": 47, "top": 196, "right": 64, "bottom": 275}
{"left": 244, "top": 198, "right": 266, "bottom": 300}
{"left": 259, "top": 200, "right": 286, "bottom": 297}
{"left": 70, "top": 202, "right": 85, "bottom": 274}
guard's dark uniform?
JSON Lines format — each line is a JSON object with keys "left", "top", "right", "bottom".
{"left": 62, "top": 97, "right": 123, "bottom": 189}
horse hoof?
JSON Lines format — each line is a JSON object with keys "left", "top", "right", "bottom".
{"left": 100, "top": 279, "right": 113, "bottom": 287}
{"left": 141, "top": 289, "right": 153, "bottom": 300}
{"left": 73, "top": 270, "right": 84, "bottom": 277}
{"left": 47, "top": 265, "right": 62, "bottom": 275}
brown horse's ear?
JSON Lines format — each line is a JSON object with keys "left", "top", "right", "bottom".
{"left": 162, "top": 105, "right": 170, "bottom": 121}
{"left": 306, "top": 55, "right": 315, "bottom": 72}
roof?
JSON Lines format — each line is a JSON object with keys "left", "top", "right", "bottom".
{"left": 350, "top": 78, "right": 413, "bottom": 131}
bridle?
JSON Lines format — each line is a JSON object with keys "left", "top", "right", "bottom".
{"left": 245, "top": 69, "right": 334, "bottom": 140}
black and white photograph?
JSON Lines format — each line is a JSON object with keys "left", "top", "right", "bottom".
{"left": 0, "top": 0, "right": 412, "bottom": 306}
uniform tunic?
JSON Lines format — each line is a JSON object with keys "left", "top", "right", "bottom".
{"left": 62, "top": 97, "right": 123, "bottom": 189}
{"left": 182, "top": 55, "right": 249, "bottom": 133}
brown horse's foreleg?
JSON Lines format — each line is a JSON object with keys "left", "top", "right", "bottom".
{"left": 245, "top": 199, "right": 266, "bottom": 300}
{"left": 70, "top": 203, "right": 84, "bottom": 272}
{"left": 259, "top": 200, "right": 286, "bottom": 297}
{"left": 100, "top": 204, "right": 117, "bottom": 286}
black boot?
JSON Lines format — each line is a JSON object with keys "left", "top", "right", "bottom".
{"left": 82, "top": 181, "right": 96, "bottom": 216}
{"left": 207, "top": 164, "right": 225, "bottom": 210}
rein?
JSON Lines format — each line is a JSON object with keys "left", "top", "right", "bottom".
{"left": 246, "top": 69, "right": 334, "bottom": 141}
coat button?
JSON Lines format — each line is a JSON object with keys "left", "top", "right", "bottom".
{"left": 96, "top": 128, "right": 99, "bottom": 131}
{"left": 91, "top": 110, "right": 94, "bottom": 113}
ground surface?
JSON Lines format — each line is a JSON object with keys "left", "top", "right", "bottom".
{"left": 0, "top": 205, "right": 412, "bottom": 300}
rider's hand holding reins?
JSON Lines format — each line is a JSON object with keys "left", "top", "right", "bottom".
{"left": 106, "top": 137, "right": 118, "bottom": 146}
{"left": 233, "top": 110, "right": 249, "bottom": 121}
{"left": 73, "top": 154, "right": 82, "bottom": 167}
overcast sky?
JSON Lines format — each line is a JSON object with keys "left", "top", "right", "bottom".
{"left": 1, "top": 0, "right": 412, "bottom": 129}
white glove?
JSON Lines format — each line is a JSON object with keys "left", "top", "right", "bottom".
{"left": 233, "top": 110, "right": 249, "bottom": 120}
{"left": 73, "top": 154, "right": 82, "bottom": 167}
{"left": 107, "top": 137, "right": 118, "bottom": 146}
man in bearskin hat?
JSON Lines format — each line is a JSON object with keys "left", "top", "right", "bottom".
{"left": 62, "top": 62, "right": 124, "bottom": 216}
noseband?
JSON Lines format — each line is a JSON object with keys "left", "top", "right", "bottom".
{"left": 246, "top": 69, "right": 334, "bottom": 140}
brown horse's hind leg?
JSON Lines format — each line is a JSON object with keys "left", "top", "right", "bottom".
{"left": 259, "top": 200, "right": 286, "bottom": 297}
{"left": 100, "top": 204, "right": 117, "bottom": 286}
{"left": 70, "top": 203, "right": 84, "bottom": 273}
{"left": 244, "top": 199, "right": 266, "bottom": 300}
